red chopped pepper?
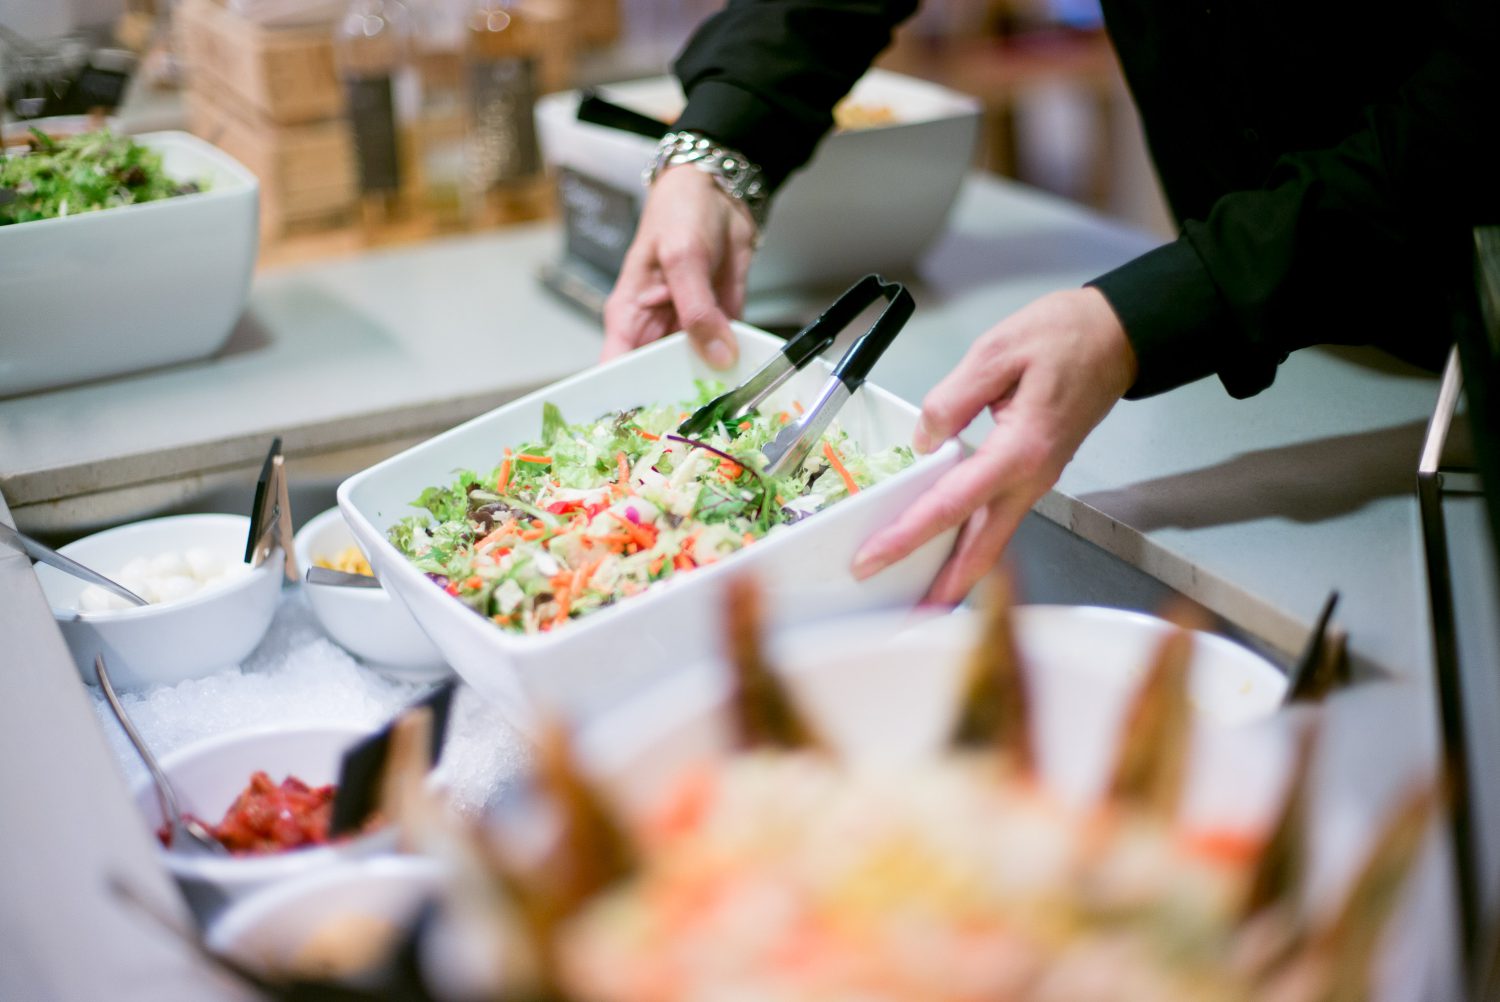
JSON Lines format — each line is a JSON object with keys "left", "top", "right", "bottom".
{"left": 160, "top": 771, "right": 338, "bottom": 856}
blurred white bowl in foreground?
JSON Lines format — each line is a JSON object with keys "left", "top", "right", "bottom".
{"left": 206, "top": 856, "right": 443, "bottom": 980}
{"left": 581, "top": 605, "right": 1292, "bottom": 835}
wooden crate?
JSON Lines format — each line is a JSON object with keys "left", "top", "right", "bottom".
{"left": 174, "top": 0, "right": 343, "bottom": 125}
{"left": 574, "top": 0, "right": 621, "bottom": 49}
{"left": 185, "top": 87, "right": 355, "bottom": 232}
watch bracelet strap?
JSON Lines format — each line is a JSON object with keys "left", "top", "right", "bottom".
{"left": 645, "top": 130, "right": 770, "bottom": 231}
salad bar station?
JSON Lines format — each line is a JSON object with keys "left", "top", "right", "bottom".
{"left": 0, "top": 116, "right": 1490, "bottom": 1002}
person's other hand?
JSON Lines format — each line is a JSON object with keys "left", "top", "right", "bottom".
{"left": 601, "top": 165, "right": 758, "bottom": 369}
{"left": 851, "top": 287, "right": 1138, "bottom": 605}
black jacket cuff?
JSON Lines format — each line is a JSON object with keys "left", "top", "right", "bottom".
{"left": 1088, "top": 238, "right": 1240, "bottom": 400}
{"left": 672, "top": 80, "right": 820, "bottom": 193}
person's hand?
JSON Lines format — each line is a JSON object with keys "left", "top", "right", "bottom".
{"left": 851, "top": 287, "right": 1138, "bottom": 604}
{"left": 601, "top": 165, "right": 758, "bottom": 369}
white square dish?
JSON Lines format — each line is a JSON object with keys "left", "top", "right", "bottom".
{"left": 337, "top": 325, "right": 963, "bottom": 731}
{"left": 0, "top": 130, "right": 259, "bottom": 397}
{"left": 535, "top": 68, "right": 982, "bottom": 293}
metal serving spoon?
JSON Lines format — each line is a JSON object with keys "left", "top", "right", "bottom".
{"left": 304, "top": 565, "right": 381, "bottom": 589}
{"left": 94, "top": 654, "right": 229, "bottom": 857}
{"left": 0, "top": 522, "right": 148, "bottom": 607}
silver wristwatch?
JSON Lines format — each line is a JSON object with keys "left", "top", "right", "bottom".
{"left": 644, "top": 130, "right": 770, "bottom": 231}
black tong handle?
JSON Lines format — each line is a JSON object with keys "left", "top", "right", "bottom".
{"left": 243, "top": 437, "right": 282, "bottom": 564}
{"left": 329, "top": 681, "right": 457, "bottom": 837}
{"left": 577, "top": 89, "right": 669, "bottom": 139}
{"left": 781, "top": 273, "right": 911, "bottom": 371}
{"left": 826, "top": 275, "right": 914, "bottom": 390}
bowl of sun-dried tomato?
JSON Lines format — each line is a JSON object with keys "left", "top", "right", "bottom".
{"left": 131, "top": 722, "right": 397, "bottom": 918}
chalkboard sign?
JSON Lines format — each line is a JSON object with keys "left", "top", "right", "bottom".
{"left": 470, "top": 55, "right": 541, "bottom": 185}
{"left": 557, "top": 166, "right": 641, "bottom": 278}
{"left": 344, "top": 74, "right": 401, "bottom": 194}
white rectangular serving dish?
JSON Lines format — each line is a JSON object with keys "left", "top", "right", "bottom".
{"left": 535, "top": 68, "right": 981, "bottom": 292}
{"left": 0, "top": 130, "right": 259, "bottom": 397}
{"left": 338, "top": 325, "right": 963, "bottom": 732}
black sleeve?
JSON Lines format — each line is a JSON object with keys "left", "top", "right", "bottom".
{"left": 1091, "top": 0, "right": 1500, "bottom": 400}
{"left": 672, "top": 0, "right": 920, "bottom": 191}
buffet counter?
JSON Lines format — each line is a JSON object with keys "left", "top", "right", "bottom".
{"left": 1, "top": 171, "right": 1443, "bottom": 679}
{"left": 0, "top": 172, "right": 1459, "bottom": 999}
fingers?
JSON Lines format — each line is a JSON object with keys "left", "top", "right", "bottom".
{"left": 851, "top": 411, "right": 1049, "bottom": 582}
{"left": 659, "top": 236, "right": 737, "bottom": 369}
{"left": 716, "top": 229, "right": 754, "bottom": 326}
{"left": 912, "top": 337, "right": 1023, "bottom": 455}
{"left": 601, "top": 246, "right": 668, "bottom": 362}
{"left": 922, "top": 496, "right": 1031, "bottom": 606}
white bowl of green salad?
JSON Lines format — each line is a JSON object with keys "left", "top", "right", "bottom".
{"left": 337, "top": 325, "right": 963, "bottom": 731}
{"left": 0, "top": 128, "right": 258, "bottom": 397}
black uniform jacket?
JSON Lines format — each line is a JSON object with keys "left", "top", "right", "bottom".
{"left": 673, "top": 0, "right": 1499, "bottom": 398}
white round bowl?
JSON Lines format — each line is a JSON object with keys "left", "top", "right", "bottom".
{"left": 206, "top": 856, "right": 443, "bottom": 980}
{"left": 293, "top": 507, "right": 450, "bottom": 682}
{"left": 132, "top": 721, "right": 397, "bottom": 918}
{"left": 583, "top": 604, "right": 1292, "bottom": 833}
{"left": 33, "top": 513, "right": 282, "bottom": 690}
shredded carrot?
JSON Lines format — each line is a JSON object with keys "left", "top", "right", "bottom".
{"left": 598, "top": 532, "right": 634, "bottom": 551}
{"left": 463, "top": 575, "right": 483, "bottom": 590}
{"left": 1180, "top": 828, "right": 1263, "bottom": 865}
{"left": 823, "top": 441, "right": 860, "bottom": 495}
{"left": 530, "top": 519, "right": 545, "bottom": 529}
{"left": 793, "top": 400, "right": 805, "bottom": 414}
{"left": 718, "top": 458, "right": 743, "bottom": 480}
{"left": 496, "top": 455, "right": 512, "bottom": 493}
{"left": 492, "top": 613, "right": 513, "bottom": 626}
{"left": 648, "top": 554, "right": 667, "bottom": 576}
{"left": 674, "top": 553, "right": 694, "bottom": 571}
{"left": 776, "top": 411, "right": 790, "bottom": 424}
{"left": 610, "top": 513, "right": 658, "bottom": 550}
{"left": 476, "top": 521, "right": 515, "bottom": 550}
{"left": 573, "top": 556, "right": 602, "bottom": 594}
{"left": 635, "top": 428, "right": 660, "bottom": 441}
{"left": 514, "top": 453, "right": 552, "bottom": 465}
{"left": 520, "top": 527, "right": 548, "bottom": 541}
{"left": 616, "top": 451, "right": 631, "bottom": 486}
{"left": 743, "top": 532, "right": 756, "bottom": 546}
{"left": 738, "top": 420, "right": 752, "bottom": 431}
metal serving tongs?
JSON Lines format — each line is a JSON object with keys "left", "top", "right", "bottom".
{"left": 678, "top": 273, "right": 915, "bottom": 476}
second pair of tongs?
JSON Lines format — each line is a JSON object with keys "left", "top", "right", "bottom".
{"left": 677, "top": 273, "right": 915, "bottom": 476}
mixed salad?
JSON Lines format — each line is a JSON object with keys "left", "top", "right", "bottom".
{"left": 388, "top": 383, "right": 914, "bottom": 635}
{"left": 0, "top": 128, "right": 200, "bottom": 225}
